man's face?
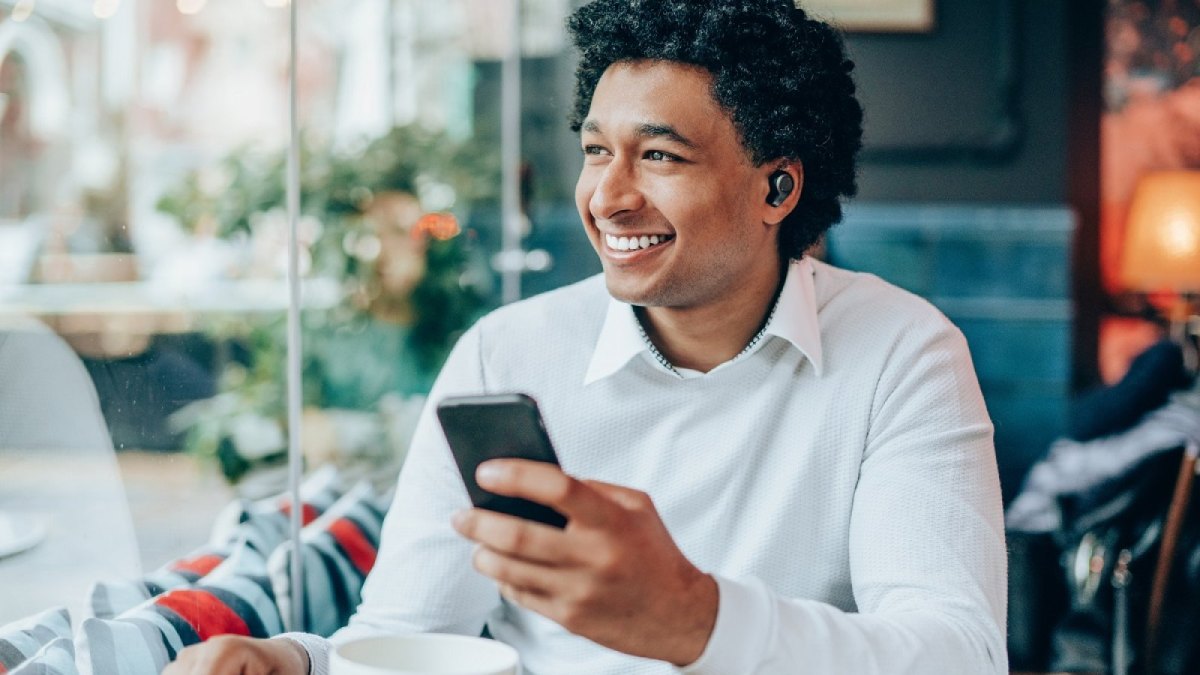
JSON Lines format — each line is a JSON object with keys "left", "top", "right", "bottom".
{"left": 575, "top": 60, "right": 782, "bottom": 309}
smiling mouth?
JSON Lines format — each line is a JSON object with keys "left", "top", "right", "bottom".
{"left": 604, "top": 233, "right": 675, "bottom": 252}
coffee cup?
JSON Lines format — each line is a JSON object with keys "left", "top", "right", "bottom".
{"left": 330, "top": 634, "right": 520, "bottom": 675}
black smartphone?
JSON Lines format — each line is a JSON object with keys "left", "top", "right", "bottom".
{"left": 435, "top": 393, "right": 568, "bottom": 528}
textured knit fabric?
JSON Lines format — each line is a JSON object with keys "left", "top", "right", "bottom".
{"left": 286, "top": 258, "right": 1007, "bottom": 675}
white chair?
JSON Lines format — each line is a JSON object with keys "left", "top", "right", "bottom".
{"left": 0, "top": 316, "right": 142, "bottom": 623}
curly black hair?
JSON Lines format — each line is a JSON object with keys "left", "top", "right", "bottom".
{"left": 567, "top": 0, "right": 864, "bottom": 259}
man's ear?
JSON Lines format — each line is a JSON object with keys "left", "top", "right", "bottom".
{"left": 762, "top": 162, "right": 803, "bottom": 225}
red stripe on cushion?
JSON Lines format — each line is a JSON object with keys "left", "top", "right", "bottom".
{"left": 171, "top": 554, "right": 225, "bottom": 577}
{"left": 301, "top": 504, "right": 318, "bottom": 525}
{"left": 279, "top": 501, "right": 320, "bottom": 525}
{"left": 155, "top": 589, "right": 250, "bottom": 640}
{"left": 328, "top": 518, "right": 377, "bottom": 575}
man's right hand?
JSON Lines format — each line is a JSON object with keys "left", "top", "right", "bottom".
{"left": 161, "top": 635, "right": 309, "bottom": 675}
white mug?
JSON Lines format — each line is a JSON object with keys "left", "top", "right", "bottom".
{"left": 330, "top": 634, "right": 521, "bottom": 675}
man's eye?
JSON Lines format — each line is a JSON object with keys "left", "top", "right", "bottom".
{"left": 583, "top": 145, "right": 608, "bottom": 156}
{"left": 645, "top": 150, "right": 676, "bottom": 162}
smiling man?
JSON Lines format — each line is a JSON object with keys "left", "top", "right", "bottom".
{"left": 166, "top": 1, "right": 1006, "bottom": 674}
{"left": 577, "top": 60, "right": 789, "bottom": 375}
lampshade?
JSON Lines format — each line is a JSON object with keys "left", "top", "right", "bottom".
{"left": 1120, "top": 170, "right": 1200, "bottom": 293}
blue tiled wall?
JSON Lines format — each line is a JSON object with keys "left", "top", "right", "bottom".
{"left": 828, "top": 204, "right": 1075, "bottom": 501}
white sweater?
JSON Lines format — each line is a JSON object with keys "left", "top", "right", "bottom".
{"left": 289, "top": 258, "right": 1008, "bottom": 674}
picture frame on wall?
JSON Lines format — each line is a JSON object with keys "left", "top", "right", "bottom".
{"left": 802, "top": 0, "right": 935, "bottom": 33}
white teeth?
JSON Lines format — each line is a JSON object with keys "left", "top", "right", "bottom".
{"left": 605, "top": 233, "right": 671, "bottom": 252}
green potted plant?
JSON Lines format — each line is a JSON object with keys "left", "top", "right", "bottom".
{"left": 160, "top": 127, "right": 493, "bottom": 492}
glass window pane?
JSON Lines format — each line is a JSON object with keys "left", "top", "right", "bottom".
{"left": 1, "top": 0, "right": 585, "bottom": 633}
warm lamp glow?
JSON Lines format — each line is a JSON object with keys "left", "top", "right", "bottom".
{"left": 1120, "top": 170, "right": 1200, "bottom": 293}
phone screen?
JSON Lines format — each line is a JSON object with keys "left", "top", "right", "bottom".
{"left": 436, "top": 393, "right": 568, "bottom": 528}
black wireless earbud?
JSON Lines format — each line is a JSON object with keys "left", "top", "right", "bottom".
{"left": 766, "top": 171, "right": 795, "bottom": 207}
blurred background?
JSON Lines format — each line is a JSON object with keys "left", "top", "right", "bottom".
{"left": 1, "top": 1, "right": 1198, "bottom": 673}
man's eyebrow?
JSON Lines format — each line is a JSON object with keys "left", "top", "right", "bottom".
{"left": 580, "top": 119, "right": 697, "bottom": 150}
{"left": 635, "top": 123, "right": 697, "bottom": 149}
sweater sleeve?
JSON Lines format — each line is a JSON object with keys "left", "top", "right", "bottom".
{"left": 273, "top": 633, "right": 331, "bottom": 675}
{"left": 680, "top": 320, "right": 1008, "bottom": 675}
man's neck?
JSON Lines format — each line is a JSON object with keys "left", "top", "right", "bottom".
{"left": 638, "top": 260, "right": 787, "bottom": 373}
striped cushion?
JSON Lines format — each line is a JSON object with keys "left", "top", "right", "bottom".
{"left": 8, "top": 638, "right": 78, "bottom": 675}
{"left": 208, "top": 465, "right": 343, "bottom": 550}
{"left": 267, "top": 482, "right": 389, "bottom": 637}
{"left": 0, "top": 607, "right": 71, "bottom": 673}
{"left": 78, "top": 539, "right": 284, "bottom": 675}
{"left": 88, "top": 467, "right": 342, "bottom": 619}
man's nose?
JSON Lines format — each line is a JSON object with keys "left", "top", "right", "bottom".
{"left": 589, "top": 161, "right": 644, "bottom": 219}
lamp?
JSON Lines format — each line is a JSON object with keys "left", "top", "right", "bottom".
{"left": 1119, "top": 170, "right": 1200, "bottom": 373}
{"left": 1120, "top": 170, "right": 1200, "bottom": 673}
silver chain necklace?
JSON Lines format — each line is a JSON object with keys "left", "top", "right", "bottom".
{"left": 635, "top": 295, "right": 781, "bottom": 376}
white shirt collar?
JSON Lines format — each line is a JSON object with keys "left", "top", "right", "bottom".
{"left": 583, "top": 257, "right": 824, "bottom": 384}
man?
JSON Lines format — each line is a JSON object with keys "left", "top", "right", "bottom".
{"left": 167, "top": 0, "right": 1007, "bottom": 673}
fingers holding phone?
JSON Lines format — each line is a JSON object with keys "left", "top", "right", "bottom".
{"left": 438, "top": 393, "right": 717, "bottom": 664}
{"left": 436, "top": 393, "right": 568, "bottom": 528}
{"left": 449, "top": 458, "right": 719, "bottom": 666}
